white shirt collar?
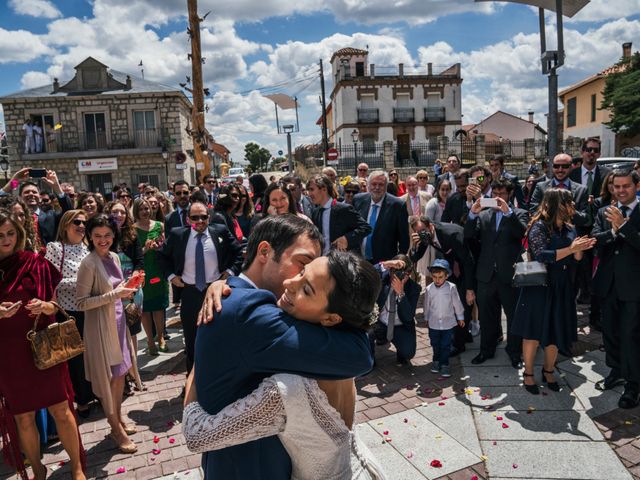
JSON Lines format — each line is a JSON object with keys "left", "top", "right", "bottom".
{"left": 322, "top": 198, "right": 333, "bottom": 209}
{"left": 582, "top": 164, "right": 596, "bottom": 175}
{"left": 619, "top": 198, "right": 638, "bottom": 212}
{"left": 239, "top": 272, "right": 258, "bottom": 289}
{"left": 371, "top": 194, "right": 384, "bottom": 207}
{"left": 190, "top": 227, "right": 210, "bottom": 239}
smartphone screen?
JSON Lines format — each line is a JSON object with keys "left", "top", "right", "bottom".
{"left": 480, "top": 197, "right": 498, "bottom": 208}
{"left": 29, "top": 168, "right": 47, "bottom": 178}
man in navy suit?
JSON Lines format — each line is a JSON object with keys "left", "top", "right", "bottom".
{"left": 592, "top": 170, "right": 640, "bottom": 408}
{"left": 158, "top": 201, "right": 243, "bottom": 374}
{"left": 353, "top": 170, "right": 409, "bottom": 264}
{"left": 194, "top": 215, "right": 373, "bottom": 479}
{"left": 307, "top": 173, "right": 371, "bottom": 255}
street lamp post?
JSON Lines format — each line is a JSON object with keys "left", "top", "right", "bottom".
{"left": 0, "top": 157, "right": 8, "bottom": 182}
{"left": 161, "top": 146, "right": 169, "bottom": 187}
{"left": 475, "top": 0, "right": 589, "bottom": 168}
{"left": 283, "top": 124, "right": 295, "bottom": 173}
{"left": 351, "top": 129, "right": 359, "bottom": 175}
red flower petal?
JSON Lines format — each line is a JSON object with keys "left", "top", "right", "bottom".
{"left": 501, "top": 423, "right": 509, "bottom": 429}
{"left": 153, "top": 436, "right": 160, "bottom": 444}
{"left": 403, "top": 418, "right": 408, "bottom": 423}
{"left": 471, "top": 476, "right": 479, "bottom": 480}
{"left": 116, "top": 467, "right": 126, "bottom": 474}
{"left": 152, "top": 448, "right": 161, "bottom": 455}
{"left": 169, "top": 437, "right": 176, "bottom": 444}
{"left": 496, "top": 416, "right": 503, "bottom": 421}
{"left": 513, "top": 463, "right": 519, "bottom": 469}
{"left": 438, "top": 402, "right": 445, "bottom": 406}
{"left": 430, "top": 459, "right": 443, "bottom": 468}
{"left": 383, "top": 430, "right": 389, "bottom": 435}
{"left": 58, "top": 461, "right": 66, "bottom": 466}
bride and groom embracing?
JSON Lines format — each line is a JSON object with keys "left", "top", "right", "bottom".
{"left": 181, "top": 214, "right": 387, "bottom": 479}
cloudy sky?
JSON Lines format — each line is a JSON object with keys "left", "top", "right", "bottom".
{"left": 0, "top": 0, "right": 638, "bottom": 163}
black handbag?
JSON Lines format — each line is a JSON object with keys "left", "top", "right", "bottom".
{"left": 512, "top": 258, "right": 547, "bottom": 287}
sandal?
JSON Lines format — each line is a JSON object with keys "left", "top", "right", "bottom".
{"left": 120, "top": 422, "right": 137, "bottom": 435}
{"left": 158, "top": 343, "right": 169, "bottom": 353}
{"left": 147, "top": 344, "right": 159, "bottom": 356}
{"left": 523, "top": 372, "right": 540, "bottom": 395}
{"left": 109, "top": 433, "right": 137, "bottom": 454}
{"left": 542, "top": 368, "right": 560, "bottom": 392}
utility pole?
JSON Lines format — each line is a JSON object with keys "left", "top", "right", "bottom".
{"left": 319, "top": 58, "right": 329, "bottom": 167}
{"left": 187, "top": 0, "right": 207, "bottom": 183}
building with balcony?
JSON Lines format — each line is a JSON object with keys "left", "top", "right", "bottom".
{"left": 0, "top": 57, "right": 197, "bottom": 195}
{"left": 558, "top": 42, "right": 635, "bottom": 156}
{"left": 329, "top": 47, "right": 462, "bottom": 163}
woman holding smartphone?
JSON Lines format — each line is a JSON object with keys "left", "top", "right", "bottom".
{"left": 76, "top": 215, "right": 139, "bottom": 453}
{"left": 0, "top": 209, "right": 86, "bottom": 480}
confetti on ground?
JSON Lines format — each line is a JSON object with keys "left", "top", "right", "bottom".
{"left": 471, "top": 476, "right": 479, "bottom": 480}
{"left": 496, "top": 416, "right": 503, "bottom": 421}
{"left": 480, "top": 455, "right": 488, "bottom": 461}
{"left": 169, "top": 437, "right": 176, "bottom": 444}
{"left": 383, "top": 430, "right": 389, "bottom": 435}
{"left": 430, "top": 459, "right": 442, "bottom": 468}
{"left": 438, "top": 402, "right": 446, "bottom": 406}
{"left": 513, "top": 463, "right": 519, "bottom": 469}
{"left": 152, "top": 448, "right": 161, "bottom": 455}
{"left": 116, "top": 467, "right": 126, "bottom": 474}
{"left": 501, "top": 423, "right": 509, "bottom": 429}
{"left": 153, "top": 436, "right": 160, "bottom": 444}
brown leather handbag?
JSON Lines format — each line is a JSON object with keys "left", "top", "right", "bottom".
{"left": 26, "top": 302, "right": 85, "bottom": 370}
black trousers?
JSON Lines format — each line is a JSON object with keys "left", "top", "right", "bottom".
{"left": 180, "top": 284, "right": 207, "bottom": 374}
{"left": 452, "top": 276, "right": 473, "bottom": 350}
{"left": 575, "top": 250, "right": 594, "bottom": 299}
{"left": 172, "top": 284, "right": 183, "bottom": 305}
{"left": 67, "top": 311, "right": 95, "bottom": 405}
{"left": 477, "top": 279, "right": 521, "bottom": 357}
{"left": 372, "top": 321, "right": 417, "bottom": 361}
{"left": 602, "top": 290, "right": 640, "bottom": 386}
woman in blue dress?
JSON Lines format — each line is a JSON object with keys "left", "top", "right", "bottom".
{"left": 512, "top": 188, "right": 596, "bottom": 395}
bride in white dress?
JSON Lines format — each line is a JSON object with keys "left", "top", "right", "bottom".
{"left": 182, "top": 251, "right": 386, "bottom": 479}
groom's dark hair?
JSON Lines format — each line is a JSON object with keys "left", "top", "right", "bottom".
{"left": 243, "top": 214, "right": 323, "bottom": 271}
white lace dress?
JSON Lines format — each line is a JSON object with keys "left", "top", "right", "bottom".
{"left": 183, "top": 373, "right": 386, "bottom": 480}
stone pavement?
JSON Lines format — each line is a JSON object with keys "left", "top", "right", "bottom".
{"left": 3, "top": 306, "right": 640, "bottom": 479}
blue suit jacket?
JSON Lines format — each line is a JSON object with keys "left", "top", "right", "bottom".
{"left": 194, "top": 276, "right": 374, "bottom": 479}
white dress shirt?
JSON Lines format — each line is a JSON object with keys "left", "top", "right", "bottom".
{"left": 181, "top": 228, "right": 221, "bottom": 285}
{"left": 423, "top": 280, "right": 465, "bottom": 331}
{"left": 321, "top": 198, "right": 333, "bottom": 255}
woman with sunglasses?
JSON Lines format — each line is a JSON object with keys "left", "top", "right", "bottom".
{"left": 342, "top": 181, "right": 361, "bottom": 205}
{"left": 386, "top": 169, "right": 405, "bottom": 196}
{"left": 116, "top": 188, "right": 132, "bottom": 209}
{"left": 132, "top": 198, "right": 169, "bottom": 355}
{"left": 234, "top": 184, "right": 254, "bottom": 238}
{"left": 212, "top": 184, "right": 245, "bottom": 242}
{"left": 45, "top": 210, "right": 95, "bottom": 418}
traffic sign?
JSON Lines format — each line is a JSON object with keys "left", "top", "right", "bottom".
{"left": 278, "top": 150, "right": 283, "bottom": 156}
{"left": 327, "top": 148, "right": 339, "bottom": 161}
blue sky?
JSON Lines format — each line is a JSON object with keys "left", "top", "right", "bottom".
{"left": 1, "top": 0, "right": 639, "bottom": 162}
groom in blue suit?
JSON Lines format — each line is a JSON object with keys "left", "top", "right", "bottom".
{"left": 194, "top": 215, "right": 374, "bottom": 479}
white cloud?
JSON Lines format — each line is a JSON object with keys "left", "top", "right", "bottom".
{"left": 20, "top": 71, "right": 52, "bottom": 90}
{"left": 8, "top": 0, "right": 61, "bottom": 19}
{"left": 0, "top": 28, "right": 54, "bottom": 64}
{"left": 569, "top": 0, "right": 640, "bottom": 22}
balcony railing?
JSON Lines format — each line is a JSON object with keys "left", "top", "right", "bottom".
{"left": 424, "top": 107, "right": 446, "bottom": 122}
{"left": 357, "top": 108, "right": 379, "bottom": 124}
{"left": 17, "top": 128, "right": 162, "bottom": 155}
{"left": 393, "top": 107, "right": 415, "bottom": 123}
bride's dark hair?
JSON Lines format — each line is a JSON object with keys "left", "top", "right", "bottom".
{"left": 326, "top": 250, "right": 381, "bottom": 331}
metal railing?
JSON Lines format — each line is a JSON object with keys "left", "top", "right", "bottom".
{"left": 393, "top": 107, "right": 415, "bottom": 123}
{"left": 424, "top": 107, "right": 446, "bottom": 122}
{"left": 133, "top": 128, "right": 161, "bottom": 148}
{"left": 357, "top": 108, "right": 379, "bottom": 124}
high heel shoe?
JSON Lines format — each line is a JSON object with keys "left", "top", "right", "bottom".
{"left": 522, "top": 372, "right": 540, "bottom": 395}
{"left": 542, "top": 368, "right": 560, "bottom": 392}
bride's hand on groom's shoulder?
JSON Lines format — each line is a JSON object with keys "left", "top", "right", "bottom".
{"left": 197, "top": 279, "right": 232, "bottom": 326}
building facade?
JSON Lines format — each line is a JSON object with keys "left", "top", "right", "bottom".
{"left": 0, "top": 57, "right": 197, "bottom": 195}
{"left": 329, "top": 47, "right": 463, "bottom": 162}
{"left": 558, "top": 42, "right": 633, "bottom": 157}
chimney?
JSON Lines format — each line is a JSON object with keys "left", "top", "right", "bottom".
{"left": 528, "top": 111, "right": 534, "bottom": 123}
{"left": 428, "top": 63, "right": 433, "bottom": 75}
{"left": 52, "top": 78, "right": 59, "bottom": 93}
{"left": 125, "top": 75, "right": 132, "bottom": 90}
{"left": 398, "top": 63, "right": 404, "bottom": 77}
{"left": 623, "top": 42, "right": 632, "bottom": 59}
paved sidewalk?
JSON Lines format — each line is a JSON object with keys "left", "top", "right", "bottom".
{"left": 3, "top": 306, "right": 640, "bottom": 479}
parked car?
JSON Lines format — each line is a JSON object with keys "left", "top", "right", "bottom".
{"left": 597, "top": 157, "right": 637, "bottom": 171}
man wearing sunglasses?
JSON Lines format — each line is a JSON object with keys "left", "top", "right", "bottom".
{"left": 529, "top": 153, "right": 589, "bottom": 226}
{"left": 158, "top": 201, "right": 244, "bottom": 375}
{"left": 570, "top": 137, "right": 610, "bottom": 201}
{"left": 202, "top": 174, "right": 219, "bottom": 207}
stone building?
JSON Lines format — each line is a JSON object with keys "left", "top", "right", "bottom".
{"left": 0, "top": 57, "right": 197, "bottom": 195}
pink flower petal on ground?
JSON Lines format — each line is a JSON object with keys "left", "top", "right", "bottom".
{"left": 403, "top": 418, "right": 408, "bottom": 423}
{"left": 496, "top": 416, "right": 503, "bottom": 421}
{"left": 471, "top": 476, "right": 479, "bottom": 480}
{"left": 116, "top": 467, "right": 126, "bottom": 474}
{"left": 430, "top": 459, "right": 442, "bottom": 468}
{"left": 438, "top": 402, "right": 446, "bottom": 406}
{"left": 152, "top": 448, "right": 161, "bottom": 455}
{"left": 169, "top": 437, "right": 176, "bottom": 444}
{"left": 406, "top": 452, "right": 413, "bottom": 458}
{"left": 502, "top": 423, "right": 509, "bottom": 429}
{"left": 385, "top": 437, "right": 392, "bottom": 442}
{"left": 153, "top": 436, "right": 160, "bottom": 443}
{"left": 383, "top": 430, "right": 389, "bottom": 435}
{"left": 513, "top": 463, "right": 519, "bottom": 469}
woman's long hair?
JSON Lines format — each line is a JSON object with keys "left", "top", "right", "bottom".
{"left": 599, "top": 172, "right": 614, "bottom": 205}
{"left": 0, "top": 196, "right": 39, "bottom": 252}
{"left": 104, "top": 201, "right": 137, "bottom": 249}
{"left": 214, "top": 185, "right": 240, "bottom": 215}
{"left": 0, "top": 208, "right": 26, "bottom": 252}
{"left": 263, "top": 183, "right": 297, "bottom": 216}
{"left": 56, "top": 209, "right": 89, "bottom": 244}
{"left": 526, "top": 188, "right": 575, "bottom": 236}
{"left": 236, "top": 184, "right": 254, "bottom": 218}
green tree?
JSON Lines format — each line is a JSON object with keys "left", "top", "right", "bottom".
{"left": 244, "top": 142, "right": 272, "bottom": 172}
{"left": 602, "top": 51, "right": 640, "bottom": 137}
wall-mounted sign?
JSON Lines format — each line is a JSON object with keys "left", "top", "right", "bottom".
{"left": 196, "top": 162, "right": 205, "bottom": 170}
{"left": 176, "top": 163, "right": 187, "bottom": 170}
{"left": 78, "top": 158, "right": 118, "bottom": 172}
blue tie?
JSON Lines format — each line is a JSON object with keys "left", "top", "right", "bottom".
{"left": 365, "top": 204, "right": 379, "bottom": 260}
{"left": 495, "top": 211, "right": 503, "bottom": 231}
{"left": 195, "top": 233, "right": 206, "bottom": 291}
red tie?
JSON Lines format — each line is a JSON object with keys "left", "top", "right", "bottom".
{"left": 557, "top": 182, "right": 566, "bottom": 190}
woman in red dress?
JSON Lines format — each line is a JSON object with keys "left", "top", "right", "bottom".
{"left": 0, "top": 209, "right": 86, "bottom": 480}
